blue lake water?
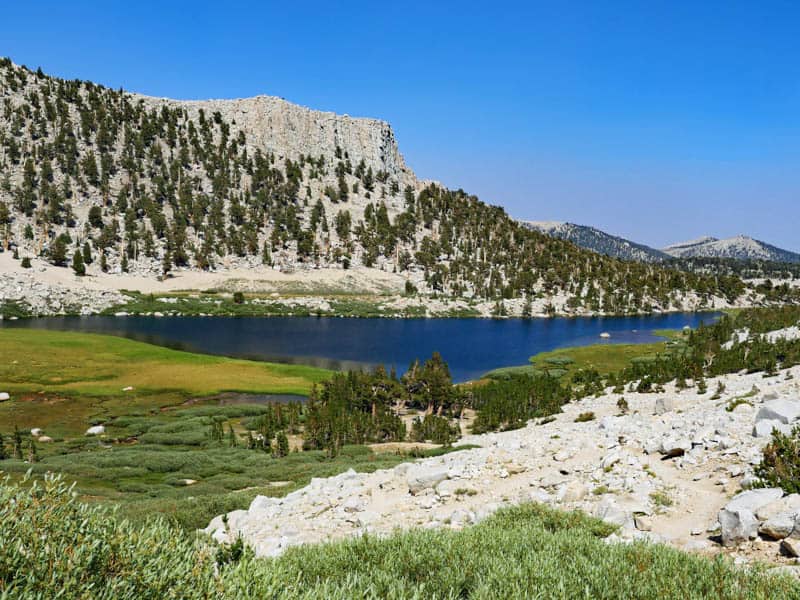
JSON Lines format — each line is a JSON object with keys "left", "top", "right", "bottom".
{"left": 2, "top": 312, "right": 719, "bottom": 382}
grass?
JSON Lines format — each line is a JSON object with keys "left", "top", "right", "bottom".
{"left": 0, "top": 329, "right": 329, "bottom": 428}
{"left": 0, "top": 329, "right": 476, "bottom": 529}
{"left": 0, "top": 328, "right": 329, "bottom": 397}
{"left": 527, "top": 339, "right": 679, "bottom": 384}
{"left": 3, "top": 475, "right": 798, "bottom": 599}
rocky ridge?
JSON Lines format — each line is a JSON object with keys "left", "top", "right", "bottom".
{"left": 663, "top": 236, "right": 800, "bottom": 264}
{"left": 521, "top": 221, "right": 670, "bottom": 263}
{"left": 206, "top": 364, "right": 800, "bottom": 568}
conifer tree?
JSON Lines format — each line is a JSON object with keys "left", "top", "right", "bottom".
{"left": 72, "top": 248, "right": 85, "bottom": 276}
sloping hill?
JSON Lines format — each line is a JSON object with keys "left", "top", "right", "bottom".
{"left": 521, "top": 221, "right": 669, "bottom": 263}
{"left": 663, "top": 235, "right": 800, "bottom": 263}
{"left": 0, "top": 58, "right": 749, "bottom": 314}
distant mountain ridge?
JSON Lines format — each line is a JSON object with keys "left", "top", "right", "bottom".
{"left": 662, "top": 235, "right": 800, "bottom": 263}
{"left": 521, "top": 221, "right": 800, "bottom": 265}
{"left": 520, "top": 221, "right": 669, "bottom": 263}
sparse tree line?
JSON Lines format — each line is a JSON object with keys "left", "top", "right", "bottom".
{"left": 0, "top": 58, "right": 780, "bottom": 311}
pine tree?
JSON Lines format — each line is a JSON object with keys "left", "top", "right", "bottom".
{"left": 0, "top": 433, "right": 7, "bottom": 460}
{"left": 72, "top": 248, "right": 86, "bottom": 276}
{"left": 228, "top": 424, "right": 237, "bottom": 447}
{"left": 83, "top": 241, "right": 93, "bottom": 264}
{"left": 49, "top": 235, "right": 68, "bottom": 266}
{"left": 162, "top": 248, "right": 172, "bottom": 277}
{"left": 275, "top": 431, "right": 289, "bottom": 458}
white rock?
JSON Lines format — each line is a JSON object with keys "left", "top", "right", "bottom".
{"left": 660, "top": 436, "right": 691, "bottom": 457}
{"left": 558, "top": 481, "right": 588, "bottom": 503}
{"left": 718, "top": 508, "right": 759, "bottom": 547}
{"left": 755, "top": 400, "right": 800, "bottom": 424}
{"left": 85, "top": 425, "right": 105, "bottom": 436}
{"left": 725, "top": 488, "right": 784, "bottom": 514}
{"left": 407, "top": 467, "right": 449, "bottom": 495}
{"left": 343, "top": 496, "right": 365, "bottom": 513}
{"left": 756, "top": 494, "right": 800, "bottom": 521}
{"left": 759, "top": 513, "right": 797, "bottom": 540}
{"left": 752, "top": 419, "right": 792, "bottom": 438}
{"left": 0, "top": 392, "right": 9, "bottom": 401}
{"left": 654, "top": 397, "right": 675, "bottom": 415}
{"left": 249, "top": 495, "right": 278, "bottom": 513}
{"left": 30, "top": 428, "right": 42, "bottom": 436}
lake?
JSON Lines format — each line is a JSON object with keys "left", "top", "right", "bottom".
{"left": 1, "top": 312, "right": 719, "bottom": 382}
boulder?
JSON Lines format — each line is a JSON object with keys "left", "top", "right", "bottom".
{"left": 756, "top": 494, "right": 800, "bottom": 521}
{"left": 755, "top": 400, "right": 800, "bottom": 425}
{"left": 558, "top": 481, "right": 588, "bottom": 503}
{"left": 725, "top": 488, "right": 784, "bottom": 514}
{"left": 0, "top": 392, "right": 9, "bottom": 401}
{"left": 759, "top": 513, "right": 797, "bottom": 540}
{"left": 654, "top": 397, "right": 674, "bottom": 416}
{"left": 435, "top": 479, "right": 475, "bottom": 498}
{"left": 406, "top": 466, "right": 449, "bottom": 495}
{"left": 660, "top": 436, "right": 691, "bottom": 457}
{"left": 634, "top": 515, "right": 653, "bottom": 531}
{"left": 249, "top": 495, "right": 278, "bottom": 514}
{"left": 30, "top": 428, "right": 42, "bottom": 437}
{"left": 37, "top": 436, "right": 53, "bottom": 442}
{"left": 782, "top": 538, "right": 800, "bottom": 558}
{"left": 342, "top": 496, "right": 365, "bottom": 513}
{"left": 718, "top": 508, "right": 759, "bottom": 547}
{"left": 85, "top": 425, "right": 105, "bottom": 436}
{"left": 594, "top": 499, "right": 634, "bottom": 530}
{"left": 753, "top": 419, "right": 792, "bottom": 438}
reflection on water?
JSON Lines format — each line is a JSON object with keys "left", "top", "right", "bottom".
{"left": 2, "top": 312, "right": 720, "bottom": 382}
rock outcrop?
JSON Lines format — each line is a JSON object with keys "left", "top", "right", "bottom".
{"left": 206, "top": 365, "right": 800, "bottom": 565}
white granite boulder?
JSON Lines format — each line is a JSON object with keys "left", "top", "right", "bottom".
{"left": 755, "top": 400, "right": 800, "bottom": 425}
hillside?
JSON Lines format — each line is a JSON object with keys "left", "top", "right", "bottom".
{"left": 521, "top": 221, "right": 670, "bottom": 263}
{"left": 0, "top": 58, "right": 754, "bottom": 315}
{"left": 663, "top": 236, "right": 800, "bottom": 263}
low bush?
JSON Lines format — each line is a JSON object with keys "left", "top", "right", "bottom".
{"left": 1, "top": 475, "right": 796, "bottom": 599}
{"left": 754, "top": 425, "right": 800, "bottom": 494}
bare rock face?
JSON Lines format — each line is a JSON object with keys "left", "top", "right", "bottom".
{"left": 142, "top": 94, "right": 414, "bottom": 185}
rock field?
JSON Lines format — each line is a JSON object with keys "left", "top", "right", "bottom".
{"left": 0, "top": 271, "right": 125, "bottom": 316}
{"left": 207, "top": 365, "right": 800, "bottom": 568}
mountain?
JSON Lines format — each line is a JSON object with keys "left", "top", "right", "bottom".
{"left": 0, "top": 58, "right": 753, "bottom": 315}
{"left": 520, "top": 221, "right": 669, "bottom": 263}
{"left": 663, "top": 235, "right": 800, "bottom": 263}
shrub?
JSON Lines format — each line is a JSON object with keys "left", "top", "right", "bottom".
{"left": 754, "top": 426, "right": 800, "bottom": 494}
{"left": 20, "top": 256, "right": 31, "bottom": 268}
{"left": 0, "top": 475, "right": 797, "bottom": 599}
{"left": 232, "top": 291, "right": 245, "bottom": 304}
{"left": 575, "top": 412, "right": 596, "bottom": 423}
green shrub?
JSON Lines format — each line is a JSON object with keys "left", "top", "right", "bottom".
{"left": 1, "top": 475, "right": 796, "bottom": 599}
{"left": 754, "top": 426, "right": 800, "bottom": 494}
{"left": 575, "top": 412, "right": 596, "bottom": 422}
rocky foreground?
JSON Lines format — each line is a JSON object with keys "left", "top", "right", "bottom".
{"left": 207, "top": 365, "right": 800, "bottom": 569}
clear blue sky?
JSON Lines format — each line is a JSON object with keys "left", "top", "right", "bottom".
{"left": 3, "top": 1, "right": 799, "bottom": 250}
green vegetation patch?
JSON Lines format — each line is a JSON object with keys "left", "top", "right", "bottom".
{"left": 1, "top": 475, "right": 796, "bottom": 599}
